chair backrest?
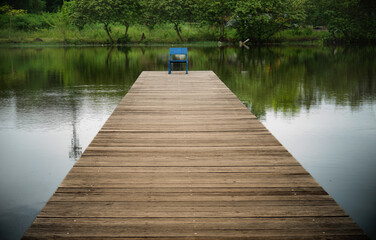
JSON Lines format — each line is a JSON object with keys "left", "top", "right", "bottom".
{"left": 168, "top": 48, "right": 188, "bottom": 74}
{"left": 170, "top": 48, "right": 187, "bottom": 56}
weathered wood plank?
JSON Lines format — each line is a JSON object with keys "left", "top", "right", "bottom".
{"left": 69, "top": 166, "right": 305, "bottom": 173}
{"left": 38, "top": 202, "right": 347, "bottom": 218}
{"left": 49, "top": 193, "right": 334, "bottom": 202}
{"left": 55, "top": 187, "right": 327, "bottom": 194}
{"left": 22, "top": 71, "right": 368, "bottom": 239}
{"left": 24, "top": 217, "right": 366, "bottom": 240}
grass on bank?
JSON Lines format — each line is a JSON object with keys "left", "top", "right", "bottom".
{"left": 277, "top": 27, "right": 330, "bottom": 42}
{"left": 0, "top": 21, "right": 328, "bottom": 45}
{"left": 0, "top": 23, "right": 221, "bottom": 44}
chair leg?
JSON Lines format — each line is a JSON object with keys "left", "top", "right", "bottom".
{"left": 168, "top": 61, "right": 171, "bottom": 74}
{"left": 186, "top": 61, "right": 188, "bottom": 74}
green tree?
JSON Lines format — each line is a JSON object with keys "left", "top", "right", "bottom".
{"left": 115, "top": 0, "right": 141, "bottom": 36}
{"left": 317, "top": 0, "right": 376, "bottom": 43}
{"left": 139, "top": 0, "right": 159, "bottom": 29}
{"left": 195, "top": 0, "right": 236, "bottom": 41}
{"left": 29, "top": 0, "right": 47, "bottom": 13}
{"left": 46, "top": 0, "right": 64, "bottom": 12}
{"left": 2, "top": 0, "right": 46, "bottom": 13}
{"left": 233, "top": 0, "right": 306, "bottom": 44}
{"left": 0, "top": 5, "right": 27, "bottom": 39}
{"left": 43, "top": 1, "right": 74, "bottom": 42}
{"left": 304, "top": 0, "right": 327, "bottom": 26}
{"left": 72, "top": 0, "right": 141, "bottom": 43}
{"left": 359, "top": 0, "right": 376, "bottom": 42}
{"left": 72, "top": 0, "right": 120, "bottom": 43}
{"left": 147, "top": 0, "right": 192, "bottom": 41}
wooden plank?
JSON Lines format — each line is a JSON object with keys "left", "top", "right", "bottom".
{"left": 48, "top": 193, "right": 334, "bottom": 202}
{"left": 24, "top": 216, "right": 367, "bottom": 239}
{"left": 22, "top": 71, "right": 368, "bottom": 239}
{"left": 55, "top": 187, "right": 327, "bottom": 194}
{"left": 37, "top": 202, "right": 347, "bottom": 218}
{"left": 24, "top": 216, "right": 368, "bottom": 240}
{"left": 69, "top": 166, "right": 305, "bottom": 173}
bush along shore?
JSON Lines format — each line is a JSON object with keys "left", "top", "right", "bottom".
{"left": 0, "top": 21, "right": 328, "bottom": 45}
{"left": 0, "top": 0, "right": 375, "bottom": 46}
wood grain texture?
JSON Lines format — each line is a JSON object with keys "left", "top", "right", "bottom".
{"left": 22, "top": 71, "right": 368, "bottom": 239}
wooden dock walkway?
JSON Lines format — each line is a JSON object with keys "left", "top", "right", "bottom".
{"left": 23, "top": 71, "right": 368, "bottom": 239}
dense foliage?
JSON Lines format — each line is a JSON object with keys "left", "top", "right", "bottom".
{"left": 305, "top": 0, "right": 376, "bottom": 44}
{"left": 233, "top": 0, "right": 306, "bottom": 43}
{"left": 1, "top": 0, "right": 62, "bottom": 13}
{"left": 195, "top": 0, "right": 236, "bottom": 41}
{"left": 1, "top": 0, "right": 376, "bottom": 44}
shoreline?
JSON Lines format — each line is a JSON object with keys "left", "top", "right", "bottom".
{"left": 0, "top": 39, "right": 324, "bottom": 48}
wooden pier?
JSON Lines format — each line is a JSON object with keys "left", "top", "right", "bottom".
{"left": 23, "top": 71, "right": 368, "bottom": 239}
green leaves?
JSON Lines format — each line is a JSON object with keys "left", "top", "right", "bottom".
{"left": 233, "top": 0, "right": 306, "bottom": 43}
{"left": 0, "top": 5, "right": 27, "bottom": 16}
{"left": 141, "top": 0, "right": 191, "bottom": 41}
{"left": 42, "top": 1, "right": 74, "bottom": 40}
{"left": 305, "top": 0, "right": 376, "bottom": 43}
{"left": 194, "top": 0, "right": 236, "bottom": 40}
{"left": 71, "top": 0, "right": 143, "bottom": 42}
{"left": 1, "top": 4, "right": 27, "bottom": 39}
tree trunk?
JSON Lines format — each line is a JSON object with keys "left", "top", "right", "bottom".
{"left": 219, "top": 22, "right": 225, "bottom": 41}
{"left": 125, "top": 22, "right": 129, "bottom": 35}
{"left": 9, "top": 16, "right": 12, "bottom": 39}
{"left": 106, "top": 47, "right": 114, "bottom": 66}
{"left": 264, "top": 22, "right": 286, "bottom": 41}
{"left": 174, "top": 23, "right": 183, "bottom": 42}
{"left": 62, "top": 28, "right": 66, "bottom": 43}
{"left": 140, "top": 33, "right": 146, "bottom": 42}
{"left": 104, "top": 23, "right": 114, "bottom": 44}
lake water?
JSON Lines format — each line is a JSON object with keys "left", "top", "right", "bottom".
{"left": 0, "top": 46, "right": 375, "bottom": 239}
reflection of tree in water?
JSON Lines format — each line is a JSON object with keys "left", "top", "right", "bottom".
{"left": 118, "top": 46, "right": 131, "bottom": 71}
{"left": 106, "top": 47, "right": 114, "bottom": 66}
{"left": 214, "top": 47, "right": 376, "bottom": 118}
{"left": 69, "top": 120, "right": 82, "bottom": 161}
{"left": 69, "top": 91, "right": 82, "bottom": 161}
{"left": 1, "top": 47, "right": 375, "bottom": 121}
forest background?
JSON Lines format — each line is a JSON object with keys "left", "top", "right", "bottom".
{"left": 0, "top": 0, "right": 375, "bottom": 45}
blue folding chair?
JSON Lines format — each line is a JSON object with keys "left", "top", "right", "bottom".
{"left": 168, "top": 48, "right": 188, "bottom": 74}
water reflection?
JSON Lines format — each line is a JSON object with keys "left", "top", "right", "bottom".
{"left": 0, "top": 46, "right": 375, "bottom": 239}
{"left": 3, "top": 46, "right": 374, "bottom": 114}
{"left": 69, "top": 95, "right": 82, "bottom": 161}
{"left": 211, "top": 47, "right": 376, "bottom": 118}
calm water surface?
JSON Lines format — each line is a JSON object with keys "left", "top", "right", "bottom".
{"left": 0, "top": 46, "right": 375, "bottom": 239}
